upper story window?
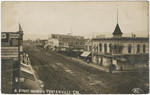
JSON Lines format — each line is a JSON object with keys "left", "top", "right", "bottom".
{"left": 96, "top": 44, "right": 98, "bottom": 51}
{"left": 109, "top": 44, "right": 112, "bottom": 53}
{"left": 93, "top": 44, "right": 98, "bottom": 51}
{"left": 128, "top": 44, "right": 132, "bottom": 53}
{"left": 99, "top": 43, "right": 102, "bottom": 52}
{"left": 59, "top": 42, "right": 63, "bottom": 45}
{"left": 113, "top": 45, "right": 117, "bottom": 53}
{"left": 143, "top": 44, "right": 146, "bottom": 53}
{"left": 104, "top": 43, "right": 107, "bottom": 53}
{"left": 1, "top": 33, "right": 9, "bottom": 42}
{"left": 118, "top": 46, "right": 122, "bottom": 53}
{"left": 137, "top": 44, "right": 140, "bottom": 53}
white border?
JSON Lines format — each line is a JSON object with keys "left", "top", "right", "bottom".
{"left": 0, "top": 0, "right": 149, "bottom": 94}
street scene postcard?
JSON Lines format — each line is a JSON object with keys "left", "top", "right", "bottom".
{"left": 1, "top": 1, "right": 149, "bottom": 94}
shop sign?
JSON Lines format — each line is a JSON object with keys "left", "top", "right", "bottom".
{"left": 10, "top": 34, "right": 19, "bottom": 39}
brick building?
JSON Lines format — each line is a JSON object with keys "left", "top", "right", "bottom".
{"left": 92, "top": 23, "right": 149, "bottom": 70}
{"left": 45, "top": 33, "right": 85, "bottom": 52}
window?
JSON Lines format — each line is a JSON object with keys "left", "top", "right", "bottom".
{"left": 104, "top": 43, "right": 107, "bottom": 53}
{"left": 109, "top": 44, "right": 112, "bottom": 53}
{"left": 99, "top": 43, "right": 102, "bottom": 52}
{"left": 96, "top": 45, "right": 98, "bottom": 51}
{"left": 118, "top": 46, "right": 122, "bottom": 53}
{"left": 143, "top": 45, "right": 146, "bottom": 53}
{"left": 137, "top": 44, "right": 140, "bottom": 53}
{"left": 128, "top": 44, "right": 132, "bottom": 53}
{"left": 113, "top": 45, "right": 117, "bottom": 53}
{"left": 93, "top": 44, "right": 98, "bottom": 51}
{"left": 1, "top": 33, "right": 9, "bottom": 42}
{"left": 59, "top": 42, "right": 63, "bottom": 45}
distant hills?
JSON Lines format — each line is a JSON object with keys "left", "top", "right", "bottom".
{"left": 24, "top": 31, "right": 148, "bottom": 40}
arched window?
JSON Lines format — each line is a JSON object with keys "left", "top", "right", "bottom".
{"left": 137, "top": 44, "right": 140, "bottom": 53}
{"left": 109, "top": 44, "right": 112, "bottom": 53}
{"left": 96, "top": 44, "right": 98, "bottom": 51}
{"left": 143, "top": 45, "right": 146, "bottom": 53}
{"left": 104, "top": 43, "right": 107, "bottom": 53}
{"left": 99, "top": 43, "right": 102, "bottom": 52}
{"left": 118, "top": 46, "right": 122, "bottom": 53}
{"left": 128, "top": 44, "right": 132, "bottom": 53}
{"left": 113, "top": 45, "right": 117, "bottom": 53}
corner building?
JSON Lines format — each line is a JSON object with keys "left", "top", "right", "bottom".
{"left": 92, "top": 23, "right": 149, "bottom": 70}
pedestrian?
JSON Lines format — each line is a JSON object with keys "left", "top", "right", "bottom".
{"left": 109, "top": 64, "right": 112, "bottom": 74}
{"left": 87, "top": 59, "right": 89, "bottom": 64}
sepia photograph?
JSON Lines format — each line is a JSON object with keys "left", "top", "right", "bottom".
{"left": 1, "top": 1, "right": 149, "bottom": 94}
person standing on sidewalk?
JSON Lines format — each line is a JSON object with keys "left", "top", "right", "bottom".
{"left": 109, "top": 64, "right": 112, "bottom": 74}
{"left": 87, "top": 59, "right": 89, "bottom": 64}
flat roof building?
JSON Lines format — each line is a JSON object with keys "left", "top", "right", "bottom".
{"left": 92, "top": 23, "right": 149, "bottom": 70}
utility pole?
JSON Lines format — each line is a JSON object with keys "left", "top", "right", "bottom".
{"left": 117, "top": 4, "right": 118, "bottom": 24}
{"left": 17, "top": 31, "right": 21, "bottom": 93}
{"left": 17, "top": 23, "right": 23, "bottom": 93}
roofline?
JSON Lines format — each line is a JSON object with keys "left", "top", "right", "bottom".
{"left": 51, "top": 34, "right": 84, "bottom": 38}
{"left": 112, "top": 32, "right": 123, "bottom": 35}
{"left": 92, "top": 37, "right": 149, "bottom": 41}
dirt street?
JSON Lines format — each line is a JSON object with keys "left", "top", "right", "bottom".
{"left": 23, "top": 43, "right": 149, "bottom": 94}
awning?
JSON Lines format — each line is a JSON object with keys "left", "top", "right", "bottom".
{"left": 81, "top": 51, "right": 91, "bottom": 57}
{"left": 20, "top": 67, "right": 35, "bottom": 81}
{"left": 21, "top": 62, "right": 31, "bottom": 71}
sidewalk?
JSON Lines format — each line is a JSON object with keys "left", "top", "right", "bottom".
{"left": 70, "top": 57, "right": 110, "bottom": 72}
{"left": 55, "top": 52, "right": 110, "bottom": 73}
{"left": 55, "top": 52, "right": 141, "bottom": 74}
{"left": 70, "top": 57, "right": 149, "bottom": 74}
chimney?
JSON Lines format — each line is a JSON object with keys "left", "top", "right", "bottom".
{"left": 132, "top": 33, "right": 136, "bottom": 37}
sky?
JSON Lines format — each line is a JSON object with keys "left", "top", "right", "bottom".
{"left": 1, "top": 1, "right": 149, "bottom": 40}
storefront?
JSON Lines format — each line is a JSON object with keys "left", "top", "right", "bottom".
{"left": 81, "top": 51, "right": 92, "bottom": 62}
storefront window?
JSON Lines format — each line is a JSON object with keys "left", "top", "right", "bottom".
{"left": 128, "top": 44, "right": 132, "bottom": 53}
